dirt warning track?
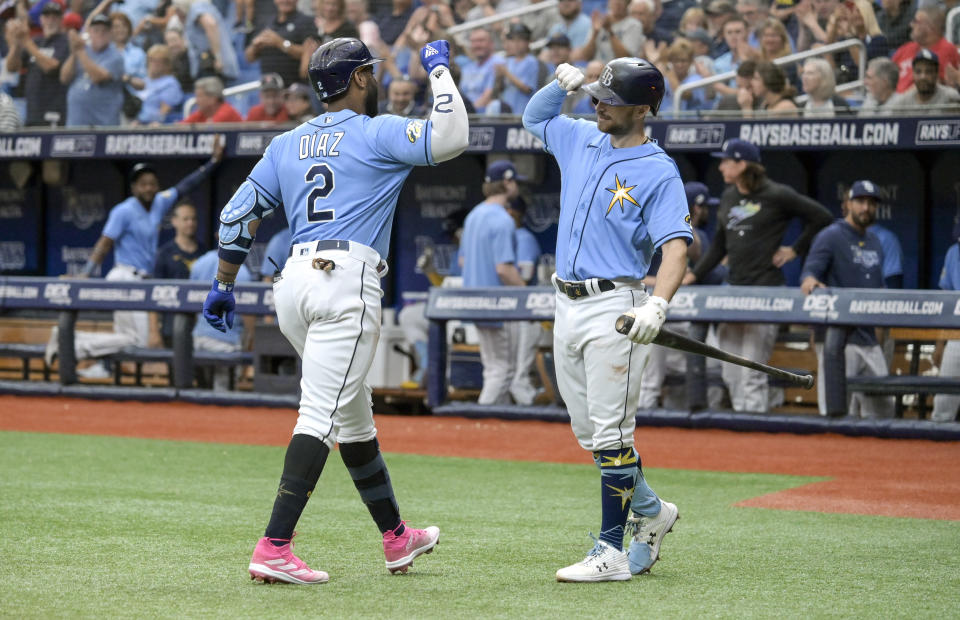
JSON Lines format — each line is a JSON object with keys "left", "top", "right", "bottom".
{"left": 1, "top": 395, "right": 957, "bottom": 520}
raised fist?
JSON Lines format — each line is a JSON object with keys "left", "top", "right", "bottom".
{"left": 556, "top": 63, "right": 584, "bottom": 93}
{"left": 420, "top": 40, "right": 450, "bottom": 74}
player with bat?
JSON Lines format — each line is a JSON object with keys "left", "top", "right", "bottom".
{"left": 522, "top": 58, "right": 689, "bottom": 582}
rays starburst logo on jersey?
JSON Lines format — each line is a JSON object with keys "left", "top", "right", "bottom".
{"left": 605, "top": 174, "right": 639, "bottom": 214}
{"left": 605, "top": 483, "right": 635, "bottom": 509}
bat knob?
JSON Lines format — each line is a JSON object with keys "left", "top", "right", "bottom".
{"left": 615, "top": 314, "right": 634, "bottom": 335}
{"left": 802, "top": 374, "right": 815, "bottom": 390}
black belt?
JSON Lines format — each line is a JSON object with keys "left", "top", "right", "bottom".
{"left": 554, "top": 277, "right": 616, "bottom": 300}
{"left": 289, "top": 239, "right": 351, "bottom": 256}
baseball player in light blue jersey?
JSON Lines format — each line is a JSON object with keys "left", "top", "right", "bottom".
{"left": 259, "top": 228, "right": 291, "bottom": 281}
{"left": 461, "top": 160, "right": 527, "bottom": 405}
{"left": 523, "top": 58, "right": 689, "bottom": 582}
{"left": 508, "top": 196, "right": 543, "bottom": 405}
{"left": 190, "top": 249, "right": 255, "bottom": 390}
{"left": 202, "top": 37, "right": 469, "bottom": 584}
{"left": 933, "top": 232, "right": 960, "bottom": 422}
{"left": 44, "top": 144, "right": 223, "bottom": 372}
{"left": 868, "top": 224, "right": 904, "bottom": 289}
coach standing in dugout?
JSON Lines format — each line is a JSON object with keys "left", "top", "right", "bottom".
{"left": 685, "top": 139, "right": 832, "bottom": 413}
{"left": 524, "top": 58, "right": 687, "bottom": 583}
{"left": 800, "top": 180, "right": 895, "bottom": 419}
{"left": 44, "top": 140, "right": 223, "bottom": 374}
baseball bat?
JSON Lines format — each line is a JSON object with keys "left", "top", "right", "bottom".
{"left": 615, "top": 314, "right": 815, "bottom": 389}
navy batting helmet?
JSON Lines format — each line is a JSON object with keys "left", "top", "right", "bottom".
{"left": 129, "top": 162, "right": 158, "bottom": 184}
{"left": 581, "top": 57, "right": 665, "bottom": 116}
{"left": 308, "top": 37, "right": 383, "bottom": 102}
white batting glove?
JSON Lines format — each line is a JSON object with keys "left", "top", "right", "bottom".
{"left": 555, "top": 63, "right": 584, "bottom": 94}
{"left": 625, "top": 296, "right": 669, "bottom": 345}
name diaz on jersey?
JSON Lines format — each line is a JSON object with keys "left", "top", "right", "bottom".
{"left": 299, "top": 132, "right": 345, "bottom": 159}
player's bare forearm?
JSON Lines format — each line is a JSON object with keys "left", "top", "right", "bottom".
{"left": 496, "top": 262, "right": 526, "bottom": 286}
{"left": 651, "top": 238, "right": 689, "bottom": 303}
{"left": 89, "top": 236, "right": 113, "bottom": 266}
{"left": 216, "top": 259, "right": 242, "bottom": 284}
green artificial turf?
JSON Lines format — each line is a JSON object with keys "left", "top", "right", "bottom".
{"left": 1, "top": 431, "right": 957, "bottom": 619}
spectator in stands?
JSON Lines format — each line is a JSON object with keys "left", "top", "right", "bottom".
{"left": 631, "top": 0, "right": 671, "bottom": 46}
{"left": 374, "top": 0, "right": 414, "bottom": 46}
{"left": 859, "top": 57, "right": 900, "bottom": 115}
{"left": 572, "top": 0, "right": 645, "bottom": 63}
{"left": 506, "top": 195, "right": 541, "bottom": 406}
{"left": 44, "top": 145, "right": 223, "bottom": 377}
{"left": 246, "top": 72, "right": 290, "bottom": 122}
{"left": 703, "top": 0, "right": 737, "bottom": 55}
{"left": 825, "top": 0, "right": 887, "bottom": 84}
{"left": 713, "top": 57, "right": 756, "bottom": 110}
{"left": 309, "top": 0, "right": 360, "bottom": 45}
{"left": 657, "top": 37, "right": 712, "bottom": 112}
{"left": 104, "top": 13, "right": 147, "bottom": 92}
{"left": 61, "top": 15, "right": 125, "bottom": 127}
{"left": 801, "top": 57, "right": 848, "bottom": 116}
{"left": 795, "top": 0, "right": 837, "bottom": 52}
{"left": 245, "top": 0, "right": 313, "bottom": 88}
{"left": 172, "top": 0, "right": 239, "bottom": 82}
{"left": 932, "top": 232, "right": 960, "bottom": 422}
{"left": 711, "top": 15, "right": 749, "bottom": 97}
{"left": 460, "top": 160, "right": 527, "bottom": 405}
{"left": 0, "top": 90, "right": 21, "bottom": 131}
{"left": 4, "top": 3, "right": 69, "bottom": 126}
{"left": 678, "top": 5, "right": 708, "bottom": 34}
{"left": 153, "top": 201, "right": 204, "bottom": 348}
{"left": 756, "top": 17, "right": 797, "bottom": 87}
{"left": 562, "top": 58, "right": 603, "bottom": 113}
{"left": 877, "top": 0, "right": 917, "bottom": 50}
{"left": 741, "top": 60, "right": 798, "bottom": 116}
{"left": 134, "top": 43, "right": 184, "bottom": 124}
{"left": 181, "top": 75, "right": 242, "bottom": 122}
{"left": 284, "top": 81, "right": 315, "bottom": 121}
{"left": 685, "top": 138, "right": 832, "bottom": 412}
{"left": 543, "top": 33, "right": 572, "bottom": 74}
{"left": 190, "top": 249, "right": 256, "bottom": 390}
{"left": 547, "top": 0, "right": 593, "bottom": 48}
{"left": 687, "top": 28, "right": 716, "bottom": 73}
{"left": 346, "top": 0, "right": 385, "bottom": 55}
{"left": 658, "top": 0, "right": 696, "bottom": 34}
{"left": 459, "top": 28, "right": 503, "bottom": 113}
{"left": 88, "top": 0, "right": 157, "bottom": 43}
{"left": 378, "top": 75, "right": 426, "bottom": 116}
{"left": 735, "top": 0, "right": 770, "bottom": 44}
{"left": 132, "top": 0, "right": 177, "bottom": 50}
{"left": 891, "top": 7, "right": 960, "bottom": 93}
{"left": 801, "top": 180, "right": 895, "bottom": 419}
{"left": 888, "top": 49, "right": 960, "bottom": 111}
{"left": 492, "top": 23, "right": 541, "bottom": 115}
{"left": 164, "top": 27, "right": 194, "bottom": 94}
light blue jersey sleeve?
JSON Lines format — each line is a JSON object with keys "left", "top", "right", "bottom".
{"left": 367, "top": 114, "right": 434, "bottom": 166}
{"left": 516, "top": 228, "right": 541, "bottom": 265}
{"left": 150, "top": 188, "right": 179, "bottom": 228}
{"left": 492, "top": 218, "right": 516, "bottom": 266}
{"left": 102, "top": 204, "right": 129, "bottom": 241}
{"left": 522, "top": 81, "right": 601, "bottom": 168}
{"left": 875, "top": 226, "right": 904, "bottom": 279}
{"left": 940, "top": 244, "right": 960, "bottom": 290}
{"left": 643, "top": 175, "right": 695, "bottom": 249}
{"left": 246, "top": 139, "right": 284, "bottom": 208}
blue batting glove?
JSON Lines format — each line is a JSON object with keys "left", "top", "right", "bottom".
{"left": 420, "top": 40, "right": 450, "bottom": 74}
{"left": 202, "top": 279, "right": 236, "bottom": 333}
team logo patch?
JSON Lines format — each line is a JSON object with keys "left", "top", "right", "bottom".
{"left": 727, "top": 200, "right": 761, "bottom": 227}
{"left": 423, "top": 44, "right": 438, "bottom": 57}
{"left": 600, "top": 66, "right": 614, "bottom": 87}
{"left": 406, "top": 120, "right": 424, "bottom": 143}
{"left": 684, "top": 214, "right": 691, "bottom": 224}
{"left": 605, "top": 174, "right": 639, "bottom": 214}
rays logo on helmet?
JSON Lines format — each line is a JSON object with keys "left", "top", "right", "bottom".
{"left": 424, "top": 44, "right": 438, "bottom": 57}
{"left": 600, "top": 66, "right": 614, "bottom": 87}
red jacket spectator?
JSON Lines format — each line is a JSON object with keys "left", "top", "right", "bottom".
{"left": 182, "top": 101, "right": 243, "bottom": 123}
{"left": 246, "top": 104, "right": 289, "bottom": 122}
{"left": 891, "top": 7, "right": 959, "bottom": 92}
{"left": 244, "top": 72, "right": 289, "bottom": 123}
{"left": 180, "top": 76, "right": 243, "bottom": 123}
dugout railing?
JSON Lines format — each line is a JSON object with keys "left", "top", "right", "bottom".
{"left": 424, "top": 285, "right": 960, "bottom": 440}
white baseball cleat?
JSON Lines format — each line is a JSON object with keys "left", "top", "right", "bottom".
{"left": 556, "top": 539, "right": 631, "bottom": 583}
{"left": 626, "top": 499, "right": 679, "bottom": 574}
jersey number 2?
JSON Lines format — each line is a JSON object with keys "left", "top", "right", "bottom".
{"left": 305, "top": 163, "right": 335, "bottom": 222}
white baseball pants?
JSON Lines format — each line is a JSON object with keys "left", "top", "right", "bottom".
{"left": 553, "top": 282, "right": 651, "bottom": 452}
{"left": 815, "top": 342, "right": 895, "bottom": 418}
{"left": 932, "top": 340, "right": 960, "bottom": 422}
{"left": 716, "top": 322, "right": 779, "bottom": 412}
{"left": 274, "top": 241, "right": 384, "bottom": 449}
{"left": 476, "top": 322, "right": 519, "bottom": 405}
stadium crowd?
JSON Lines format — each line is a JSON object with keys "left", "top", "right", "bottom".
{"left": 1, "top": 0, "right": 959, "bottom": 127}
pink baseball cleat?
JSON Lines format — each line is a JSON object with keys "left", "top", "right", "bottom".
{"left": 248, "top": 534, "right": 330, "bottom": 584}
{"left": 383, "top": 521, "right": 440, "bottom": 574}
